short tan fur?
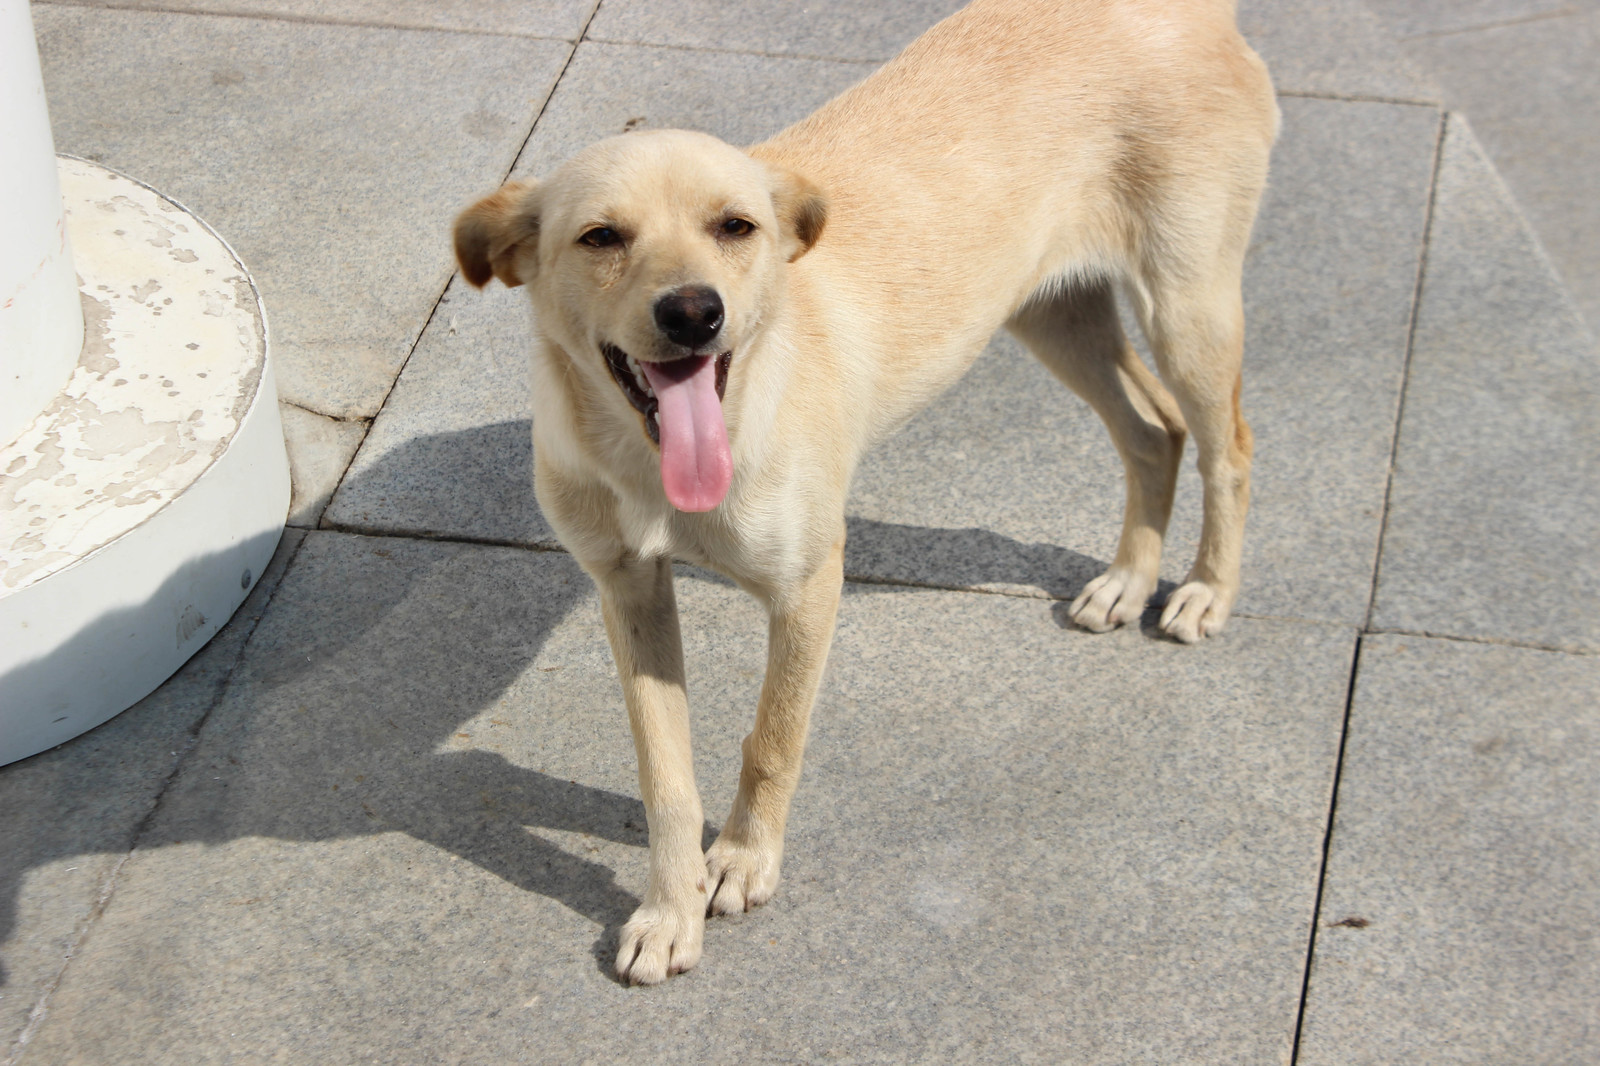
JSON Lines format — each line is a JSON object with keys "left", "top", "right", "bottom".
{"left": 455, "top": 0, "right": 1276, "bottom": 984}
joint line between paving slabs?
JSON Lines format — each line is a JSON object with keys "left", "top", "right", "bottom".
{"left": 31, "top": 0, "right": 585, "bottom": 42}
{"left": 2, "top": 531, "right": 312, "bottom": 1066}
{"left": 1288, "top": 631, "right": 1366, "bottom": 1064}
{"left": 318, "top": 0, "right": 603, "bottom": 523}
{"left": 301, "top": 520, "right": 1395, "bottom": 633}
{"left": 314, "top": 522, "right": 567, "bottom": 555}
{"left": 1362, "top": 108, "right": 1448, "bottom": 633}
{"left": 500, "top": 0, "right": 605, "bottom": 188}
{"left": 280, "top": 398, "right": 366, "bottom": 425}
{"left": 1364, "top": 625, "right": 1600, "bottom": 658}
{"left": 1398, "top": 8, "right": 1583, "bottom": 42}
{"left": 2, "top": 847, "right": 132, "bottom": 1066}
{"left": 1275, "top": 88, "right": 1440, "bottom": 109}
{"left": 583, "top": 35, "right": 890, "bottom": 66}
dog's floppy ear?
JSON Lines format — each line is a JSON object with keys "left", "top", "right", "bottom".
{"left": 453, "top": 181, "right": 542, "bottom": 288}
{"left": 768, "top": 164, "right": 828, "bottom": 263}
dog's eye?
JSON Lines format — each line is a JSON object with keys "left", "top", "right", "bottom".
{"left": 720, "top": 218, "right": 755, "bottom": 238}
{"left": 579, "top": 226, "right": 621, "bottom": 248}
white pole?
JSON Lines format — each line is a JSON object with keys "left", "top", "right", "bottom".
{"left": 1, "top": 0, "right": 83, "bottom": 448}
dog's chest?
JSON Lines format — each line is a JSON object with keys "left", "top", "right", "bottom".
{"left": 610, "top": 491, "right": 806, "bottom": 592}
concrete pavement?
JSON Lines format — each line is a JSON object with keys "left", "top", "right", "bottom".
{"left": 5, "top": 0, "right": 1597, "bottom": 1061}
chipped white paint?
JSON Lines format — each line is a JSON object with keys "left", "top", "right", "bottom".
{"left": 0, "top": 0, "right": 83, "bottom": 448}
{"left": 0, "top": 158, "right": 288, "bottom": 766}
{"left": 2, "top": 159, "right": 267, "bottom": 592}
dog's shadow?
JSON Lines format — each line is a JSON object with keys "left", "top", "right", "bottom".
{"left": 0, "top": 419, "right": 1167, "bottom": 988}
{"left": 337, "top": 417, "right": 1175, "bottom": 610}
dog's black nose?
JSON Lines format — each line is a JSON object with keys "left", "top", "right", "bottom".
{"left": 653, "top": 286, "right": 725, "bottom": 349}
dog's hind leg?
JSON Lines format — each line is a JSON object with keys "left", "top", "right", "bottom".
{"left": 1008, "top": 279, "right": 1187, "bottom": 633}
{"left": 704, "top": 534, "right": 844, "bottom": 916}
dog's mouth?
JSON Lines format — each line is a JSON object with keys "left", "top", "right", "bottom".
{"left": 602, "top": 343, "right": 731, "bottom": 444}
{"left": 601, "top": 342, "right": 734, "bottom": 512}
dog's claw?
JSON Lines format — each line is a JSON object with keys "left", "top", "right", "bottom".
{"left": 704, "top": 836, "right": 782, "bottom": 917}
{"left": 1158, "top": 580, "right": 1232, "bottom": 643}
{"left": 615, "top": 900, "right": 703, "bottom": 985}
{"left": 705, "top": 871, "right": 728, "bottom": 917}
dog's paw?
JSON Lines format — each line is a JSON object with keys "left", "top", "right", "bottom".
{"left": 704, "top": 835, "right": 782, "bottom": 916}
{"left": 1158, "top": 581, "right": 1232, "bottom": 644}
{"left": 1069, "top": 567, "right": 1156, "bottom": 632}
{"left": 615, "top": 898, "right": 704, "bottom": 985}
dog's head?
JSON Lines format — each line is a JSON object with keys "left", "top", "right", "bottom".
{"left": 454, "top": 130, "right": 827, "bottom": 512}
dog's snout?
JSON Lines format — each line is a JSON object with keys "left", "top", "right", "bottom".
{"left": 653, "top": 286, "right": 725, "bottom": 350}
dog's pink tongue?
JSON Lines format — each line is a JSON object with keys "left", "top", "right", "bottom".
{"left": 640, "top": 355, "right": 731, "bottom": 512}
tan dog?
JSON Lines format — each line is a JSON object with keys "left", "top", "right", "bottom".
{"left": 454, "top": 0, "right": 1276, "bottom": 984}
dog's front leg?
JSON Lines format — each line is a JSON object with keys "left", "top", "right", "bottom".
{"left": 597, "top": 554, "right": 707, "bottom": 985}
{"left": 706, "top": 537, "right": 844, "bottom": 915}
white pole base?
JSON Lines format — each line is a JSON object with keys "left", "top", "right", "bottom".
{"left": 0, "top": 158, "right": 289, "bottom": 766}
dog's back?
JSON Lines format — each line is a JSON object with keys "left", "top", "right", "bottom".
{"left": 752, "top": 0, "right": 1277, "bottom": 435}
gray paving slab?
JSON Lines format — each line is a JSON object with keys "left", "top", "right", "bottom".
{"left": 586, "top": 0, "right": 964, "bottom": 61}
{"left": 508, "top": 39, "right": 873, "bottom": 178}
{"left": 332, "top": 84, "right": 1438, "bottom": 627}
{"left": 17, "top": 531, "right": 1354, "bottom": 1064}
{"left": 320, "top": 278, "right": 552, "bottom": 544}
{"left": 35, "top": 6, "right": 571, "bottom": 419}
{"left": 38, "top": 0, "right": 594, "bottom": 39}
{"left": 0, "top": 529, "right": 303, "bottom": 1059}
{"left": 1236, "top": 0, "right": 1433, "bottom": 101}
{"left": 1297, "top": 634, "right": 1600, "bottom": 1065}
{"left": 1218, "top": 0, "right": 1437, "bottom": 101}
{"left": 1389, "top": 10, "right": 1600, "bottom": 336}
{"left": 278, "top": 403, "right": 367, "bottom": 529}
{"left": 1371, "top": 115, "right": 1600, "bottom": 651}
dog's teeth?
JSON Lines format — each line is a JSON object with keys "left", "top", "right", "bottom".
{"left": 626, "top": 354, "right": 652, "bottom": 395}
